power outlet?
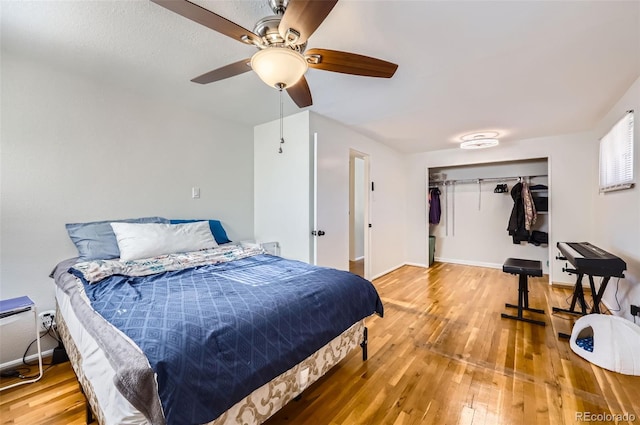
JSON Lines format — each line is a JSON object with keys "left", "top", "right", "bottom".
{"left": 631, "top": 305, "right": 640, "bottom": 317}
{"left": 38, "top": 310, "right": 56, "bottom": 331}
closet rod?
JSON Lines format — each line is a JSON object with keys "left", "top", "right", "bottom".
{"left": 429, "top": 174, "right": 546, "bottom": 186}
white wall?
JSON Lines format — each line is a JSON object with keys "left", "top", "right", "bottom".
{"left": 310, "top": 113, "right": 407, "bottom": 279}
{"left": 254, "top": 112, "right": 407, "bottom": 279}
{"left": 0, "top": 52, "right": 254, "bottom": 365}
{"left": 592, "top": 76, "right": 640, "bottom": 320}
{"left": 406, "top": 132, "right": 597, "bottom": 284}
{"left": 254, "top": 111, "right": 312, "bottom": 262}
{"left": 428, "top": 160, "right": 550, "bottom": 273}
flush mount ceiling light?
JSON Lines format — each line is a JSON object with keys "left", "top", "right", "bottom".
{"left": 460, "top": 132, "right": 500, "bottom": 149}
{"left": 460, "top": 139, "right": 499, "bottom": 149}
{"left": 250, "top": 47, "right": 308, "bottom": 89}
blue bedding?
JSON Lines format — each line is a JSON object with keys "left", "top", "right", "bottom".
{"left": 79, "top": 253, "right": 383, "bottom": 424}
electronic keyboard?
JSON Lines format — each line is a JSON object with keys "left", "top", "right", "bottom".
{"left": 557, "top": 241, "right": 626, "bottom": 278}
{"left": 553, "top": 242, "right": 626, "bottom": 328}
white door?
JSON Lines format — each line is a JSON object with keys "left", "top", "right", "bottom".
{"left": 312, "top": 132, "right": 350, "bottom": 270}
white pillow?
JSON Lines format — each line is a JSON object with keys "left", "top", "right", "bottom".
{"left": 110, "top": 221, "right": 218, "bottom": 261}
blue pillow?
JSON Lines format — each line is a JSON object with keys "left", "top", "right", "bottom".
{"left": 66, "top": 217, "right": 169, "bottom": 261}
{"left": 169, "top": 219, "right": 231, "bottom": 244}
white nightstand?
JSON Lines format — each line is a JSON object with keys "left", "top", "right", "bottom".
{"left": 0, "top": 296, "right": 43, "bottom": 391}
{"left": 261, "top": 241, "right": 280, "bottom": 256}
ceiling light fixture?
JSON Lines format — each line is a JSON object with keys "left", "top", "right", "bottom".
{"left": 460, "top": 132, "right": 500, "bottom": 149}
{"left": 460, "top": 138, "right": 499, "bottom": 149}
{"left": 250, "top": 47, "right": 308, "bottom": 89}
{"left": 251, "top": 46, "right": 308, "bottom": 154}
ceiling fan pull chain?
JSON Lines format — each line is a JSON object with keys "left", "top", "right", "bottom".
{"left": 279, "top": 85, "right": 285, "bottom": 154}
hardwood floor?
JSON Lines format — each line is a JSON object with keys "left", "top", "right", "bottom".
{"left": 350, "top": 258, "right": 365, "bottom": 278}
{"left": 0, "top": 360, "right": 86, "bottom": 424}
{"left": 2, "top": 262, "right": 639, "bottom": 424}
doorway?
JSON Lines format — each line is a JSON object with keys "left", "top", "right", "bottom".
{"left": 349, "top": 151, "right": 369, "bottom": 278}
{"left": 427, "top": 157, "right": 551, "bottom": 280}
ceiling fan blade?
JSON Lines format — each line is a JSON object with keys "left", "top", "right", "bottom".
{"left": 305, "top": 48, "right": 398, "bottom": 78}
{"left": 191, "top": 59, "right": 252, "bottom": 84}
{"left": 278, "top": 0, "right": 338, "bottom": 46}
{"left": 286, "top": 76, "right": 313, "bottom": 108}
{"left": 151, "top": 0, "right": 260, "bottom": 45}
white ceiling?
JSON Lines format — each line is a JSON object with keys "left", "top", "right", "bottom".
{"left": 2, "top": 0, "right": 639, "bottom": 153}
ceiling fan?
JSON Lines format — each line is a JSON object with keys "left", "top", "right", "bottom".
{"left": 150, "top": 0, "right": 398, "bottom": 108}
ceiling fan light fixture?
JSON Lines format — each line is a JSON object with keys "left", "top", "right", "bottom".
{"left": 251, "top": 47, "right": 308, "bottom": 89}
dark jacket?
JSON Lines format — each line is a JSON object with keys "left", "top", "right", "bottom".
{"left": 507, "top": 182, "right": 529, "bottom": 244}
{"left": 429, "top": 188, "right": 441, "bottom": 224}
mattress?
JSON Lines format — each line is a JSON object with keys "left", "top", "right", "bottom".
{"left": 52, "top": 245, "right": 382, "bottom": 424}
{"left": 56, "top": 289, "right": 366, "bottom": 425}
{"left": 55, "top": 284, "right": 145, "bottom": 425}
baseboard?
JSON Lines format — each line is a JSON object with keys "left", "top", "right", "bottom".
{"left": 551, "top": 285, "right": 623, "bottom": 316}
{"left": 370, "top": 262, "right": 430, "bottom": 281}
{"left": 551, "top": 281, "right": 578, "bottom": 289}
{"left": 0, "top": 349, "right": 54, "bottom": 371}
{"left": 404, "top": 262, "right": 428, "bottom": 268}
{"left": 599, "top": 299, "right": 628, "bottom": 317}
{"left": 552, "top": 281, "right": 604, "bottom": 291}
{"left": 434, "top": 257, "right": 503, "bottom": 270}
{"left": 371, "top": 263, "right": 407, "bottom": 280}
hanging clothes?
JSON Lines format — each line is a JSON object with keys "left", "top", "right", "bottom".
{"left": 507, "top": 182, "right": 529, "bottom": 244}
{"left": 522, "top": 181, "right": 537, "bottom": 231}
{"left": 529, "top": 230, "right": 548, "bottom": 246}
{"left": 429, "top": 187, "right": 441, "bottom": 224}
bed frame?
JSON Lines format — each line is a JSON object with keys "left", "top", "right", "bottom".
{"left": 56, "top": 303, "right": 368, "bottom": 425}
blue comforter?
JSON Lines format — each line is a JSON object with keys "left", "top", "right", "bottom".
{"left": 79, "top": 253, "right": 383, "bottom": 424}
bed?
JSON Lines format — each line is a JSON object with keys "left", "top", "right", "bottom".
{"left": 51, "top": 218, "right": 383, "bottom": 425}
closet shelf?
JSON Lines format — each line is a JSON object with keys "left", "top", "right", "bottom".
{"left": 429, "top": 174, "right": 547, "bottom": 186}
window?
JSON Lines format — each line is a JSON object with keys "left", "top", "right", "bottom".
{"left": 599, "top": 110, "right": 634, "bottom": 193}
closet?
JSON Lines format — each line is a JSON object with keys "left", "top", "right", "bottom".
{"left": 427, "top": 158, "right": 550, "bottom": 274}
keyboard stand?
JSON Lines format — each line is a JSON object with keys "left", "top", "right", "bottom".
{"left": 552, "top": 273, "right": 589, "bottom": 316}
{"left": 588, "top": 275, "right": 612, "bottom": 314}
{"left": 552, "top": 273, "right": 614, "bottom": 339}
{"left": 552, "top": 273, "right": 613, "bottom": 317}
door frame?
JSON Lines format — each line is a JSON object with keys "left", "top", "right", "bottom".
{"left": 349, "top": 149, "right": 371, "bottom": 279}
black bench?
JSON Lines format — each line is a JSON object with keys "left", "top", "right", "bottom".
{"left": 502, "top": 258, "right": 545, "bottom": 326}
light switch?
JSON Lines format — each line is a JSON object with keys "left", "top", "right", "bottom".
{"left": 192, "top": 187, "right": 200, "bottom": 199}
